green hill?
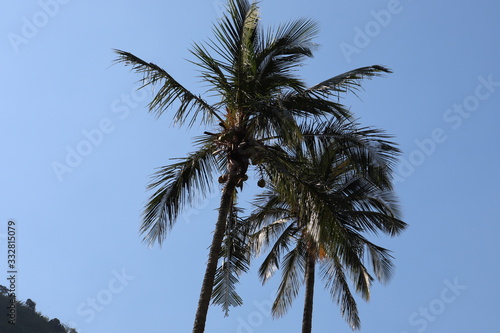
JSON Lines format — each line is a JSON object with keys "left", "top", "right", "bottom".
{"left": 0, "top": 286, "right": 77, "bottom": 333}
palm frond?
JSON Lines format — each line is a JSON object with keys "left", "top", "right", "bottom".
{"left": 280, "top": 92, "right": 353, "bottom": 120}
{"left": 254, "top": 221, "right": 300, "bottom": 282}
{"left": 212, "top": 205, "right": 250, "bottom": 315}
{"left": 210, "top": 0, "right": 259, "bottom": 75}
{"left": 307, "top": 65, "right": 392, "bottom": 97}
{"left": 141, "top": 143, "right": 221, "bottom": 246}
{"left": 330, "top": 178, "right": 407, "bottom": 236}
{"left": 271, "top": 239, "right": 307, "bottom": 317}
{"left": 364, "top": 241, "right": 395, "bottom": 283}
{"left": 113, "top": 49, "right": 223, "bottom": 126}
{"left": 323, "top": 228, "right": 377, "bottom": 300}
{"left": 212, "top": 263, "right": 243, "bottom": 315}
{"left": 339, "top": 210, "right": 406, "bottom": 237}
{"left": 190, "top": 42, "right": 232, "bottom": 95}
{"left": 320, "top": 256, "right": 361, "bottom": 330}
{"left": 246, "top": 99, "right": 304, "bottom": 145}
{"left": 300, "top": 119, "right": 401, "bottom": 188}
{"left": 247, "top": 190, "right": 291, "bottom": 232}
{"left": 255, "top": 18, "right": 319, "bottom": 90}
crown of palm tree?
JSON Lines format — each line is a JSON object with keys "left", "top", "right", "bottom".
{"left": 113, "top": 0, "right": 390, "bottom": 250}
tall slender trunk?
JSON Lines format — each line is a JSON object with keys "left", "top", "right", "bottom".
{"left": 302, "top": 253, "right": 316, "bottom": 333}
{"left": 192, "top": 173, "right": 239, "bottom": 333}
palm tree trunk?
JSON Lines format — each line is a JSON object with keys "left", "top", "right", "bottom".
{"left": 302, "top": 253, "right": 316, "bottom": 333}
{"left": 192, "top": 173, "right": 239, "bottom": 333}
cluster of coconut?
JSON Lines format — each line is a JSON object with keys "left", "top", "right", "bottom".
{"left": 218, "top": 174, "right": 266, "bottom": 188}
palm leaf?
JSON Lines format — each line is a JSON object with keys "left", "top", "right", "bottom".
{"left": 247, "top": 190, "right": 292, "bottom": 232}
{"left": 300, "top": 119, "right": 401, "bottom": 188}
{"left": 141, "top": 143, "right": 222, "bottom": 246}
{"left": 307, "top": 65, "right": 392, "bottom": 96}
{"left": 190, "top": 42, "right": 232, "bottom": 96}
{"left": 255, "top": 18, "right": 318, "bottom": 90}
{"left": 255, "top": 220, "right": 300, "bottom": 283}
{"left": 279, "top": 92, "right": 353, "bottom": 120}
{"left": 271, "top": 239, "right": 307, "bottom": 317}
{"left": 364, "top": 241, "right": 395, "bottom": 283}
{"left": 320, "top": 256, "right": 361, "bottom": 330}
{"left": 212, "top": 205, "right": 250, "bottom": 315}
{"left": 113, "top": 49, "right": 223, "bottom": 126}
{"left": 209, "top": 0, "right": 259, "bottom": 76}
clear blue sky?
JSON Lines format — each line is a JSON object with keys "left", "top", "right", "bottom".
{"left": 1, "top": 0, "right": 499, "bottom": 332}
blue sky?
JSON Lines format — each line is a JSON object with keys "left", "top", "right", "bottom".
{"left": 1, "top": 0, "right": 499, "bottom": 332}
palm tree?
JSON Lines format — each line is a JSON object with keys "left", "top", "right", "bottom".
{"left": 249, "top": 120, "right": 407, "bottom": 333}
{"left": 113, "top": 0, "right": 391, "bottom": 332}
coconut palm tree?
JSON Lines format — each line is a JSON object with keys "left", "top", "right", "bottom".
{"left": 113, "top": 0, "right": 391, "bottom": 332}
{"left": 249, "top": 120, "right": 407, "bottom": 333}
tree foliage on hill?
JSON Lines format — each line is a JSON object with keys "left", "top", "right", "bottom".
{"left": 0, "top": 289, "right": 77, "bottom": 333}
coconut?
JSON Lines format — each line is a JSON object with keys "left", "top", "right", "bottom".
{"left": 218, "top": 174, "right": 228, "bottom": 183}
